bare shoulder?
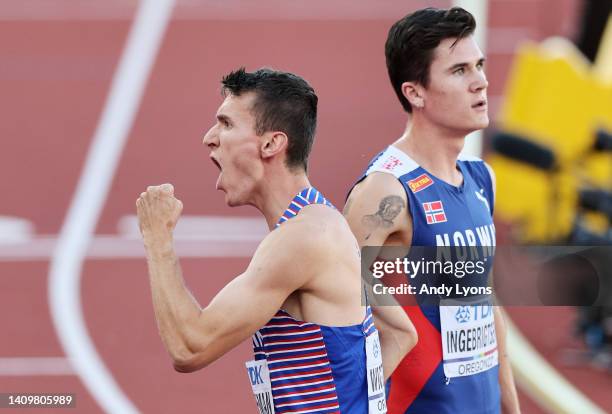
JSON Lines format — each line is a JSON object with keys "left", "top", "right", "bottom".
{"left": 253, "top": 207, "right": 340, "bottom": 257}
{"left": 286, "top": 204, "right": 352, "bottom": 251}
{"left": 244, "top": 219, "right": 319, "bottom": 291}
{"left": 344, "top": 172, "right": 410, "bottom": 245}
{"left": 347, "top": 171, "right": 406, "bottom": 204}
{"left": 244, "top": 206, "right": 350, "bottom": 293}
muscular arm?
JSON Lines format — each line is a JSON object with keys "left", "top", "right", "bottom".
{"left": 137, "top": 184, "right": 310, "bottom": 372}
{"left": 495, "top": 307, "right": 521, "bottom": 414}
{"left": 344, "top": 173, "right": 418, "bottom": 380}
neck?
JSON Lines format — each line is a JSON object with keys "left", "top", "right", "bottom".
{"left": 249, "top": 168, "right": 311, "bottom": 230}
{"left": 394, "top": 114, "right": 468, "bottom": 185}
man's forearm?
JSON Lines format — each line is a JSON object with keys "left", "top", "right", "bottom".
{"left": 145, "top": 236, "right": 204, "bottom": 365}
{"left": 379, "top": 328, "right": 415, "bottom": 380}
{"left": 363, "top": 253, "right": 417, "bottom": 379}
{"left": 372, "top": 307, "right": 417, "bottom": 380}
{"left": 495, "top": 308, "right": 521, "bottom": 414}
{"left": 499, "top": 352, "right": 520, "bottom": 414}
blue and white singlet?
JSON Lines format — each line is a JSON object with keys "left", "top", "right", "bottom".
{"left": 354, "top": 146, "right": 500, "bottom": 414}
{"left": 246, "top": 187, "right": 385, "bottom": 414}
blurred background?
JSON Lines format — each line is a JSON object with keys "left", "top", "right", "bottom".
{"left": 0, "top": 0, "right": 610, "bottom": 412}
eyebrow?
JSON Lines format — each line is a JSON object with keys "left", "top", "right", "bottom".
{"left": 447, "top": 57, "right": 486, "bottom": 72}
{"left": 216, "top": 114, "right": 231, "bottom": 124}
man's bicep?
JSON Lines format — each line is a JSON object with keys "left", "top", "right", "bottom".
{"left": 192, "top": 236, "right": 305, "bottom": 364}
{"left": 344, "top": 173, "right": 408, "bottom": 246}
{"left": 202, "top": 271, "right": 286, "bottom": 338}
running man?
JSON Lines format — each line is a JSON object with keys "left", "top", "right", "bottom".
{"left": 344, "top": 8, "right": 521, "bottom": 414}
{"left": 137, "top": 68, "right": 417, "bottom": 413}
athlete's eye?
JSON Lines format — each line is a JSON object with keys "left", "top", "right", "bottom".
{"left": 454, "top": 67, "right": 465, "bottom": 75}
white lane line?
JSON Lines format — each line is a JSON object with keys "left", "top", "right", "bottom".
{"left": 117, "top": 214, "right": 268, "bottom": 238}
{"left": 47, "top": 1, "right": 174, "bottom": 414}
{"left": 506, "top": 315, "right": 607, "bottom": 414}
{"left": 0, "top": 236, "right": 260, "bottom": 261}
{"left": 0, "top": 357, "right": 75, "bottom": 376}
{"left": 0, "top": 215, "right": 266, "bottom": 260}
{"left": 0, "top": 216, "right": 34, "bottom": 243}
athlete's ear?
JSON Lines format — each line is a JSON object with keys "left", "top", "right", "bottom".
{"left": 401, "top": 81, "right": 425, "bottom": 110}
{"left": 260, "top": 131, "right": 288, "bottom": 160}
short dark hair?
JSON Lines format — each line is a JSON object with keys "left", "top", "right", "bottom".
{"left": 221, "top": 68, "right": 318, "bottom": 172}
{"left": 385, "top": 7, "right": 476, "bottom": 113}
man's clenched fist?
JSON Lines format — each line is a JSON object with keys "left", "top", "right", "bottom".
{"left": 136, "top": 183, "right": 183, "bottom": 243}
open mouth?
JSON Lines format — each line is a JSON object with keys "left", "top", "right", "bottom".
{"left": 472, "top": 100, "right": 487, "bottom": 108}
{"left": 210, "top": 155, "right": 222, "bottom": 171}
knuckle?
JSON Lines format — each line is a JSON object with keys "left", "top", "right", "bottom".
{"left": 162, "top": 183, "right": 174, "bottom": 194}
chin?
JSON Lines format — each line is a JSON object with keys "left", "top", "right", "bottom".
{"left": 466, "top": 118, "right": 489, "bottom": 132}
{"left": 223, "top": 190, "right": 247, "bottom": 208}
{"left": 225, "top": 198, "right": 243, "bottom": 207}
{"left": 482, "top": 113, "right": 490, "bottom": 125}
{"left": 477, "top": 112, "right": 490, "bottom": 128}
{"left": 476, "top": 119, "right": 489, "bottom": 130}
{"left": 223, "top": 192, "right": 237, "bottom": 207}
{"left": 217, "top": 187, "right": 233, "bottom": 207}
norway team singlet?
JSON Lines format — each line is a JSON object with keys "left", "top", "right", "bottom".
{"left": 355, "top": 146, "right": 500, "bottom": 414}
{"left": 246, "top": 187, "right": 386, "bottom": 414}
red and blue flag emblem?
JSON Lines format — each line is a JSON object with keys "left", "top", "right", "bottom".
{"left": 423, "top": 200, "right": 447, "bottom": 224}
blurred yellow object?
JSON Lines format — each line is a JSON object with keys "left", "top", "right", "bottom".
{"left": 490, "top": 34, "right": 612, "bottom": 242}
{"left": 489, "top": 154, "right": 577, "bottom": 241}
{"left": 500, "top": 38, "right": 611, "bottom": 164}
{"left": 582, "top": 152, "right": 612, "bottom": 188}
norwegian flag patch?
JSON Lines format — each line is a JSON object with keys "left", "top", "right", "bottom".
{"left": 423, "top": 200, "right": 447, "bottom": 224}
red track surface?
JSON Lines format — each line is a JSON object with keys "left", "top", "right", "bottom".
{"left": 1, "top": 1, "right": 609, "bottom": 413}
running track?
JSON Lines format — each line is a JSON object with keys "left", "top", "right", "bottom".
{"left": 1, "top": 1, "right": 609, "bottom": 413}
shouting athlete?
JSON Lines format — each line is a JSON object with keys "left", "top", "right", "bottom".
{"left": 344, "top": 8, "right": 521, "bottom": 414}
{"left": 137, "top": 68, "right": 416, "bottom": 413}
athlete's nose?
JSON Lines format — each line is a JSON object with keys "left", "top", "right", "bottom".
{"left": 202, "top": 124, "right": 219, "bottom": 148}
{"left": 471, "top": 71, "right": 488, "bottom": 93}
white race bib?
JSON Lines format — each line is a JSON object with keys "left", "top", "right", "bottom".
{"left": 365, "top": 331, "right": 387, "bottom": 414}
{"left": 439, "top": 298, "right": 498, "bottom": 378}
{"left": 246, "top": 359, "right": 275, "bottom": 414}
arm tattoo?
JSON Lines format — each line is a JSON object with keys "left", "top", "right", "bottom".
{"left": 362, "top": 195, "right": 405, "bottom": 240}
